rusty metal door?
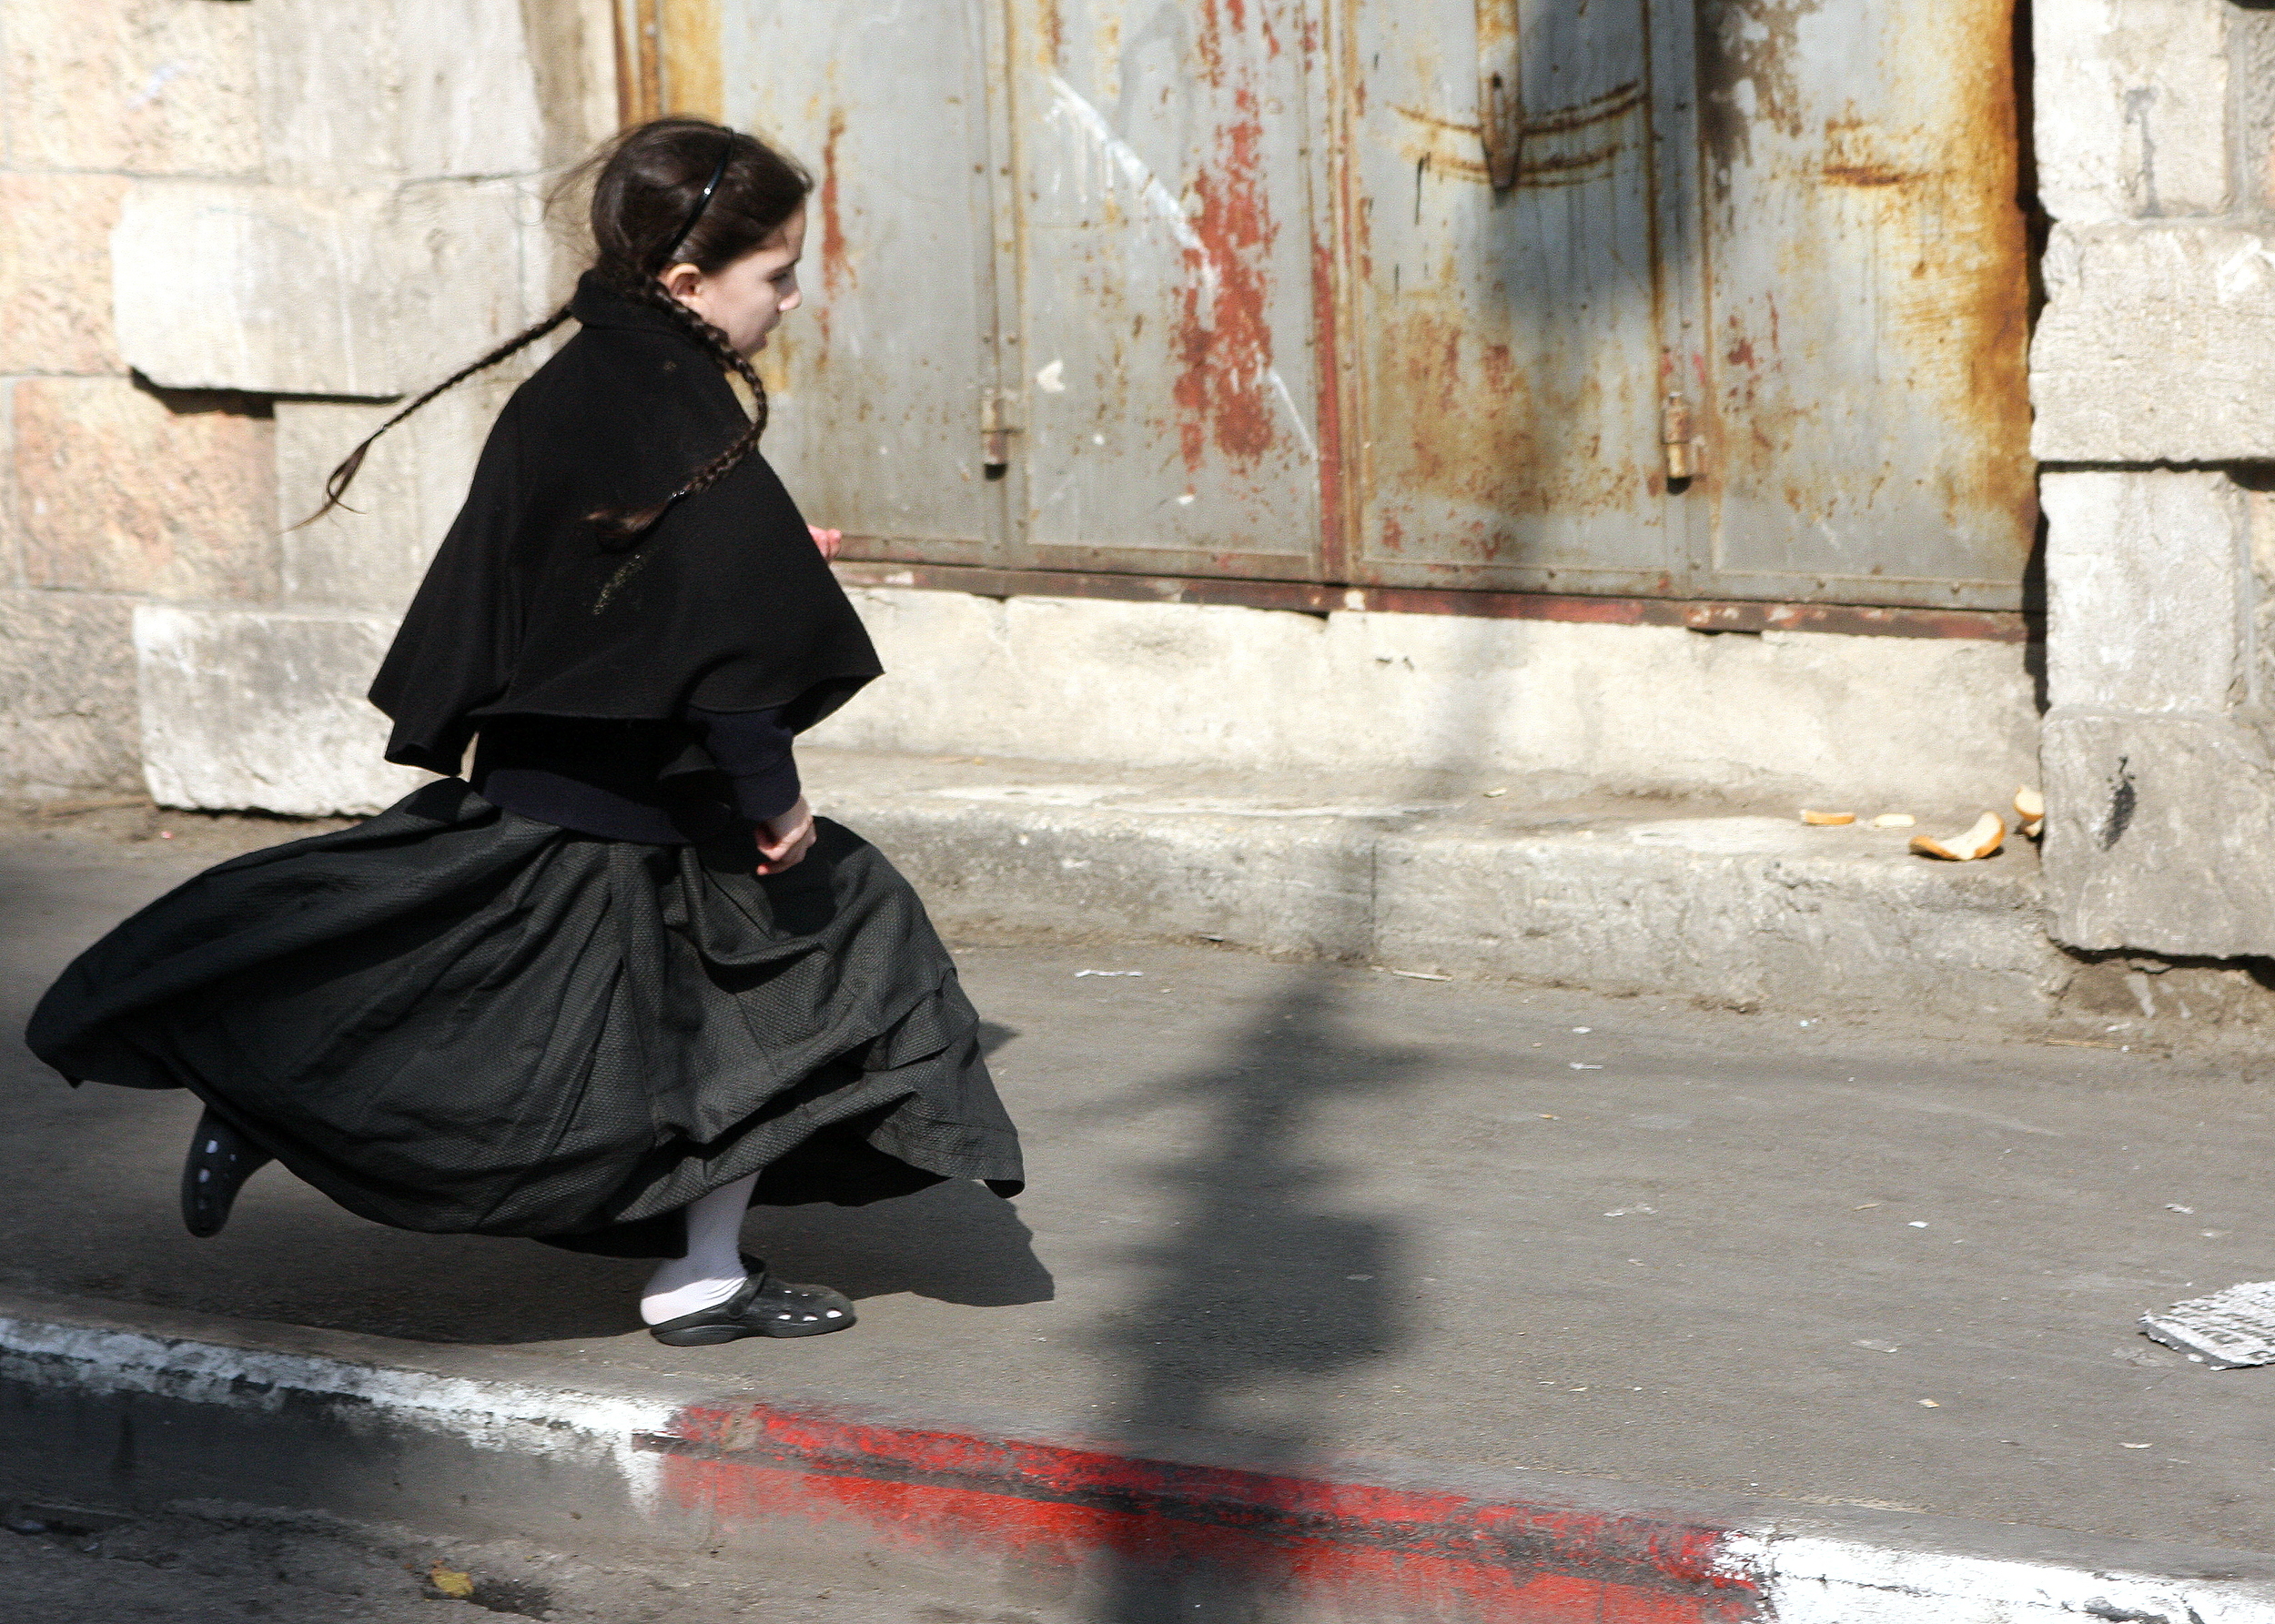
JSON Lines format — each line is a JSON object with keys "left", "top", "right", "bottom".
{"left": 714, "top": 0, "right": 1010, "bottom": 562}
{"left": 1338, "top": 0, "right": 1704, "bottom": 597}
{"left": 1337, "top": 0, "right": 2031, "bottom": 609}
{"left": 682, "top": 0, "right": 2033, "bottom": 610}
{"left": 996, "top": 0, "right": 1331, "bottom": 581}
{"left": 1689, "top": 0, "right": 2034, "bottom": 610}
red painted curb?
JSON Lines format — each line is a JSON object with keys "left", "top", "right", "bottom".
{"left": 639, "top": 1401, "right": 1762, "bottom": 1622}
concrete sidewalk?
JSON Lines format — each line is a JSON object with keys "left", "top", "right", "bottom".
{"left": 796, "top": 747, "right": 2267, "bottom": 1035}
{"left": 5, "top": 812, "right": 2275, "bottom": 1618}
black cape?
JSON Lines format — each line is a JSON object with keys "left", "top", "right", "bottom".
{"left": 370, "top": 272, "right": 883, "bottom": 774}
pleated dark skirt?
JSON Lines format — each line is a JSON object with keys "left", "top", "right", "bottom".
{"left": 25, "top": 779, "right": 1024, "bottom": 1258}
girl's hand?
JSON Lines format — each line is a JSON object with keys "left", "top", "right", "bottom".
{"left": 754, "top": 795, "right": 817, "bottom": 874}
{"left": 808, "top": 524, "right": 842, "bottom": 560}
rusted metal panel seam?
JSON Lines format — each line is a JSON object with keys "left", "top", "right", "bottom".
{"left": 831, "top": 560, "right": 2037, "bottom": 641}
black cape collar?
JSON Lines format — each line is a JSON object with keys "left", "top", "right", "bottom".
{"left": 567, "top": 270, "right": 709, "bottom": 341}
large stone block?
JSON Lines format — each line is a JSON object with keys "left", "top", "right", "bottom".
{"left": 2, "top": 0, "right": 260, "bottom": 176}
{"left": 253, "top": 0, "right": 546, "bottom": 185}
{"left": 808, "top": 589, "right": 2041, "bottom": 811}
{"left": 0, "top": 590, "right": 140, "bottom": 797}
{"left": 276, "top": 371, "right": 523, "bottom": 611}
{"left": 12, "top": 378, "right": 276, "bottom": 601}
{"left": 133, "top": 606, "right": 430, "bottom": 815}
{"left": 2042, "top": 711, "right": 2275, "bottom": 956}
{"left": 112, "top": 178, "right": 547, "bottom": 398}
{"left": 0, "top": 175, "right": 130, "bottom": 376}
{"left": 2041, "top": 469, "right": 2248, "bottom": 713}
{"left": 2032, "top": 0, "right": 2230, "bottom": 224}
{"left": 2032, "top": 224, "right": 2275, "bottom": 462}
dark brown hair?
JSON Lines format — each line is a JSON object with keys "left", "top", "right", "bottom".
{"left": 303, "top": 118, "right": 812, "bottom": 542}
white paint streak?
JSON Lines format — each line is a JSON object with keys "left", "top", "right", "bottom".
{"left": 1263, "top": 368, "right": 1319, "bottom": 461}
{"left": 1046, "top": 75, "right": 1218, "bottom": 290}
{"left": 1721, "top": 1530, "right": 2275, "bottom": 1624}
{"left": 0, "top": 1316, "right": 672, "bottom": 1510}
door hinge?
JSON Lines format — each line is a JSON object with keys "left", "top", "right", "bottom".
{"left": 1475, "top": 0, "right": 1522, "bottom": 192}
{"left": 1661, "top": 392, "right": 1701, "bottom": 483}
{"left": 981, "top": 388, "right": 1019, "bottom": 472}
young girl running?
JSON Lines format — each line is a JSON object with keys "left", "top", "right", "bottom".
{"left": 25, "top": 117, "right": 1025, "bottom": 1347}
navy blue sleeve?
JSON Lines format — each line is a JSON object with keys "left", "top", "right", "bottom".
{"left": 687, "top": 705, "right": 801, "bottom": 824}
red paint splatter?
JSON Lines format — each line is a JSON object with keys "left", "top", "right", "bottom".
{"left": 643, "top": 1402, "right": 1760, "bottom": 1624}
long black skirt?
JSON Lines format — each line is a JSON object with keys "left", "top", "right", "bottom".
{"left": 25, "top": 780, "right": 1024, "bottom": 1257}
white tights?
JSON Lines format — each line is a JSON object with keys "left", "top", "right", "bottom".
{"left": 639, "top": 1172, "right": 759, "bottom": 1325}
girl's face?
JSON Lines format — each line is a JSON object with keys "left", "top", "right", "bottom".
{"left": 662, "top": 207, "right": 807, "bottom": 359}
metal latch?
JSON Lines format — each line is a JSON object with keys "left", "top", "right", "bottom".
{"left": 1661, "top": 392, "right": 1700, "bottom": 482}
{"left": 1476, "top": 0, "right": 1522, "bottom": 192}
{"left": 981, "top": 388, "right": 1018, "bottom": 473}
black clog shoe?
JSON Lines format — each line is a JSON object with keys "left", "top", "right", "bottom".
{"left": 180, "top": 1106, "right": 273, "bottom": 1237}
{"left": 647, "top": 1257, "right": 857, "bottom": 1347}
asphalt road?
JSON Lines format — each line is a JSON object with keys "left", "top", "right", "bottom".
{"left": 4, "top": 808, "right": 2271, "bottom": 1555}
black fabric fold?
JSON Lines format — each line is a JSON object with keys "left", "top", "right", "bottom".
{"left": 25, "top": 782, "right": 1023, "bottom": 1253}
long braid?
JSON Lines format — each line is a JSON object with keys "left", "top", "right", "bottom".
{"left": 584, "top": 274, "right": 772, "bottom": 548}
{"left": 296, "top": 303, "right": 575, "bottom": 529}
{"left": 298, "top": 118, "right": 807, "bottom": 541}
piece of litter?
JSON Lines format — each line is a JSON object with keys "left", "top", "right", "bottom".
{"left": 1854, "top": 1202, "right": 1883, "bottom": 1209}
{"left": 1917, "top": 1399, "right": 1940, "bottom": 1408}
{"left": 2204, "top": 1230, "right": 2231, "bottom": 1239}
{"left": 2166, "top": 1205, "right": 2196, "bottom": 1215}
{"left": 1345, "top": 1274, "right": 1373, "bottom": 1281}
{"left": 1538, "top": 1114, "right": 1559, "bottom": 1120}
{"left": 1603, "top": 1206, "right": 1655, "bottom": 1217}
{"left": 1572, "top": 1026, "right": 1592, "bottom": 1034}
{"left": 1801, "top": 809, "right": 1855, "bottom": 826}
{"left": 1571, "top": 1063, "right": 1603, "bottom": 1070}
{"left": 428, "top": 1566, "right": 475, "bottom": 1600}
{"left": 1910, "top": 812, "right": 2005, "bottom": 862}
{"left": 1389, "top": 969, "right": 1452, "bottom": 982}
{"left": 1854, "top": 1339, "right": 1900, "bottom": 1353}
{"left": 1482, "top": 787, "right": 1509, "bottom": 798}
{"left": 1870, "top": 812, "right": 1916, "bottom": 829}
{"left": 2120, "top": 1442, "right": 2152, "bottom": 1449}
{"left": 2141, "top": 1279, "right": 2275, "bottom": 1368}
{"left": 158, "top": 831, "right": 174, "bottom": 840}
{"left": 1075, "top": 970, "right": 1145, "bottom": 977}
{"left": 1909, "top": 1221, "right": 1930, "bottom": 1228}
{"left": 2015, "top": 784, "right": 2045, "bottom": 841}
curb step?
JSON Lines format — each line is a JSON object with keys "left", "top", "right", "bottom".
{"left": 5, "top": 1290, "right": 2271, "bottom": 1624}
{"left": 806, "top": 750, "right": 2065, "bottom": 1024}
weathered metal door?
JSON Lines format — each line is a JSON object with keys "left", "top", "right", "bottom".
{"left": 997, "top": 0, "right": 1330, "bottom": 581}
{"left": 674, "top": 0, "right": 2033, "bottom": 610}
{"left": 1689, "top": 0, "right": 2034, "bottom": 610}
{"left": 715, "top": 0, "right": 1010, "bottom": 562}
{"left": 1340, "top": 0, "right": 1704, "bottom": 597}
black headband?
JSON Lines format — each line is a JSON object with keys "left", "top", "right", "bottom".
{"left": 657, "top": 133, "right": 734, "bottom": 269}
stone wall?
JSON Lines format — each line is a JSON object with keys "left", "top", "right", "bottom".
{"left": 0, "top": 0, "right": 613, "bottom": 808}
{"left": 2032, "top": 0, "right": 2275, "bottom": 956}
{"left": 806, "top": 590, "right": 2041, "bottom": 813}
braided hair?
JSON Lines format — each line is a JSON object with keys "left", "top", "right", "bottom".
{"left": 302, "top": 117, "right": 812, "bottom": 540}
